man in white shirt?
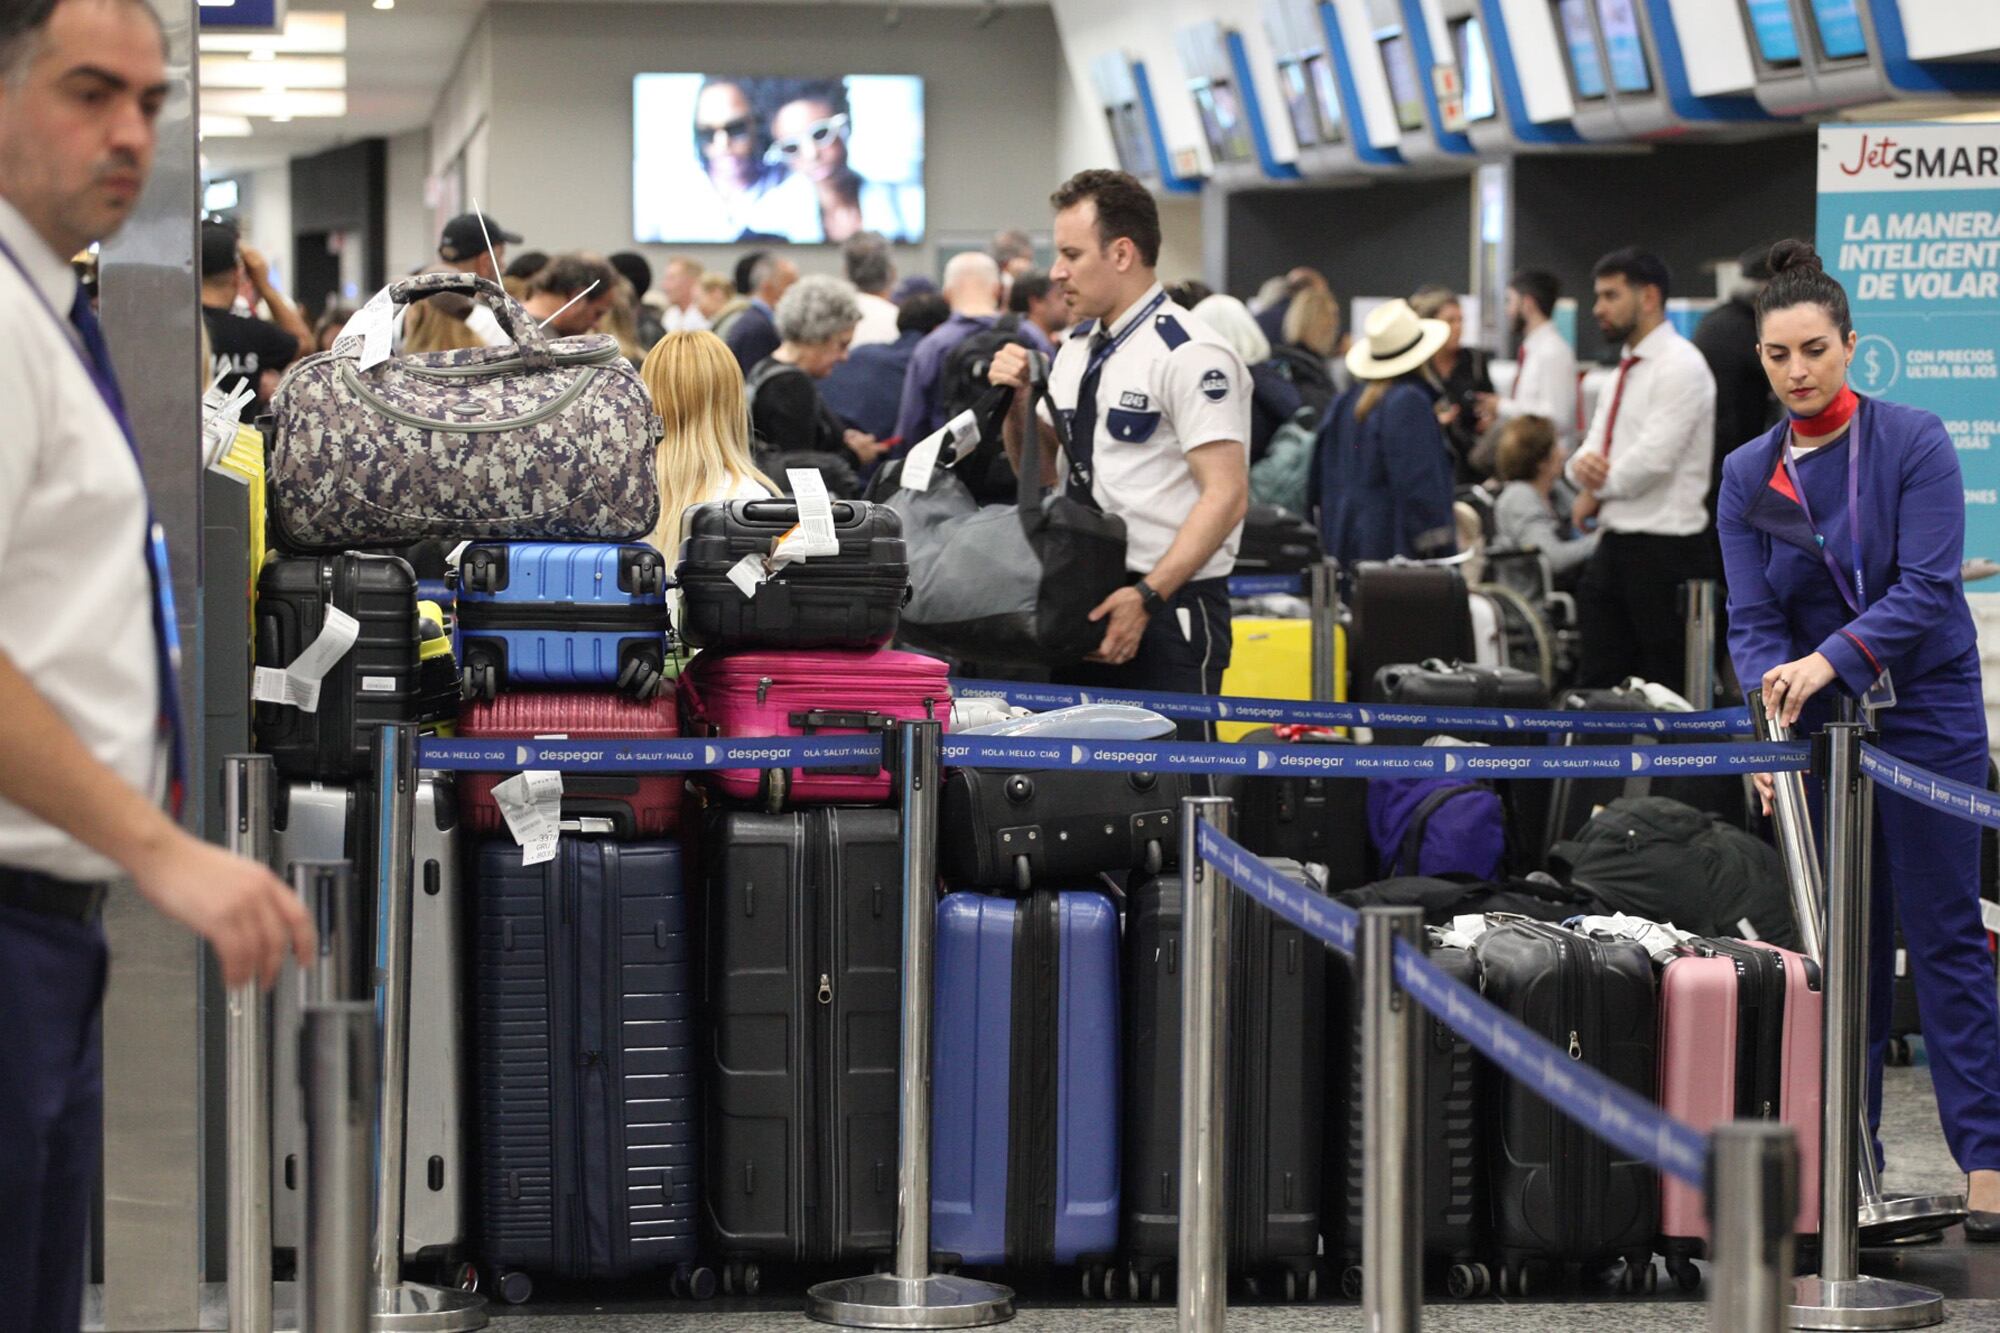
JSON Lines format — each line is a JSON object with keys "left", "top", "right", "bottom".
{"left": 1565, "top": 248, "right": 1719, "bottom": 692}
{"left": 991, "top": 170, "right": 1250, "bottom": 740}
{"left": 844, "top": 230, "right": 900, "bottom": 347}
{"left": 0, "top": 3, "right": 313, "bottom": 1324}
{"left": 658, "top": 255, "right": 709, "bottom": 333}
{"left": 1490, "top": 268, "right": 1579, "bottom": 452}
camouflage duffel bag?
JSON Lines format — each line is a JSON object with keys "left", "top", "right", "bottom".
{"left": 269, "top": 272, "right": 662, "bottom": 552}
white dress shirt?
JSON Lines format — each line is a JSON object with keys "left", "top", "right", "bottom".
{"left": 663, "top": 302, "right": 710, "bottom": 335}
{"left": 1498, "top": 319, "right": 1580, "bottom": 451}
{"left": 0, "top": 198, "right": 163, "bottom": 881}
{"left": 1041, "top": 284, "right": 1251, "bottom": 581}
{"left": 1564, "top": 319, "right": 1716, "bottom": 537}
{"left": 850, "top": 291, "right": 900, "bottom": 348}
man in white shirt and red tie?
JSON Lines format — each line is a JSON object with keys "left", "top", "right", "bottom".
{"left": 0, "top": 3, "right": 314, "bottom": 1325}
{"left": 1489, "top": 268, "right": 1579, "bottom": 453}
{"left": 1565, "top": 248, "right": 1718, "bottom": 692}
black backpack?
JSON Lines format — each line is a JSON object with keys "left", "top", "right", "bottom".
{"left": 932, "top": 316, "right": 1038, "bottom": 505}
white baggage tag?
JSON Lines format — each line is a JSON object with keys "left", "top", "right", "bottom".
{"left": 251, "top": 606, "right": 360, "bottom": 714}
{"left": 776, "top": 469, "right": 841, "bottom": 563}
{"left": 492, "top": 770, "right": 565, "bottom": 866}
{"left": 726, "top": 553, "right": 769, "bottom": 599}
{"left": 343, "top": 286, "right": 398, "bottom": 371}
{"left": 900, "top": 409, "right": 981, "bottom": 493}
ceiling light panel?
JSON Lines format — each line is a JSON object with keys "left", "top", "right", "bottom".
{"left": 202, "top": 88, "right": 348, "bottom": 118}
{"left": 198, "top": 10, "right": 344, "bottom": 55}
{"left": 199, "top": 113, "right": 254, "bottom": 137}
{"left": 200, "top": 54, "right": 346, "bottom": 88}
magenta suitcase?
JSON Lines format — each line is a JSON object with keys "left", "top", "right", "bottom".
{"left": 1657, "top": 938, "right": 1821, "bottom": 1291}
{"left": 678, "top": 648, "right": 951, "bottom": 806}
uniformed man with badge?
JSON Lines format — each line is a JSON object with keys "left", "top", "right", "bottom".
{"left": 989, "top": 169, "right": 1251, "bottom": 738}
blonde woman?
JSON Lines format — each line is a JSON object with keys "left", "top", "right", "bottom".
{"left": 639, "top": 330, "right": 777, "bottom": 559}
{"left": 402, "top": 298, "right": 482, "bottom": 356}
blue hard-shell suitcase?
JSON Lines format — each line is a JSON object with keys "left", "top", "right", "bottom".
{"left": 930, "top": 888, "right": 1121, "bottom": 1278}
{"left": 473, "top": 838, "right": 705, "bottom": 1304}
{"left": 456, "top": 542, "right": 672, "bottom": 701}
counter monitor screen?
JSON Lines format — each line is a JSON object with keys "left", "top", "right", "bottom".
{"left": 1452, "top": 17, "right": 1498, "bottom": 123}
{"left": 1594, "top": 0, "right": 1652, "bottom": 93}
{"left": 633, "top": 73, "right": 925, "bottom": 245}
{"left": 1191, "top": 78, "right": 1256, "bottom": 163}
{"left": 1744, "top": 0, "right": 1802, "bottom": 64}
{"left": 1555, "top": 0, "right": 1608, "bottom": 98}
{"left": 1105, "top": 103, "right": 1150, "bottom": 176}
{"left": 1809, "top": 0, "right": 1868, "bottom": 59}
{"left": 1377, "top": 27, "right": 1427, "bottom": 131}
{"left": 1278, "top": 55, "right": 1345, "bottom": 146}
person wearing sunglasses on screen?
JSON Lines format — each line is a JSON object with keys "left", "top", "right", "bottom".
{"left": 750, "top": 79, "right": 921, "bottom": 245}
{"left": 672, "top": 77, "right": 787, "bottom": 243}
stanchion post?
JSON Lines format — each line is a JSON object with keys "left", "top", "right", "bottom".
{"left": 1681, "top": 580, "right": 1718, "bottom": 709}
{"left": 1177, "top": 797, "right": 1234, "bottom": 1333}
{"left": 225, "top": 755, "right": 276, "bottom": 1333}
{"left": 300, "top": 1001, "right": 377, "bottom": 1333}
{"left": 1788, "top": 722, "right": 1945, "bottom": 1329}
{"left": 366, "top": 726, "right": 486, "bottom": 1329}
{"left": 806, "top": 721, "right": 1014, "bottom": 1328}
{"left": 1310, "top": 559, "right": 1340, "bottom": 703}
{"left": 1360, "top": 906, "right": 1425, "bottom": 1333}
{"left": 293, "top": 861, "right": 368, "bottom": 1008}
{"left": 1708, "top": 1123, "right": 1798, "bottom": 1333}
{"left": 1749, "top": 690, "right": 1825, "bottom": 963}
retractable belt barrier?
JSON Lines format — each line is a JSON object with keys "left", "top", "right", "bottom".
{"left": 950, "top": 677, "right": 1754, "bottom": 736}
{"left": 413, "top": 731, "right": 1809, "bottom": 779}
{"left": 1859, "top": 742, "right": 2000, "bottom": 829}
{"left": 1224, "top": 572, "right": 1308, "bottom": 598}
{"left": 1195, "top": 821, "right": 1712, "bottom": 1190}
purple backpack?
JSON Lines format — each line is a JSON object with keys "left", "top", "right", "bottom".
{"left": 1366, "top": 776, "right": 1506, "bottom": 880}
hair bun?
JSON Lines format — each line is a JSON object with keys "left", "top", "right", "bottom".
{"left": 1766, "top": 239, "right": 1824, "bottom": 277}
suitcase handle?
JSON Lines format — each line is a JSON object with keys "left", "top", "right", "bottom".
{"left": 789, "top": 708, "right": 893, "bottom": 734}
{"left": 558, "top": 817, "right": 619, "bottom": 836}
{"left": 740, "top": 499, "right": 860, "bottom": 526}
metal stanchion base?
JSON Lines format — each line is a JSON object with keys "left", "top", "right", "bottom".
{"left": 1788, "top": 1275, "right": 1946, "bottom": 1330}
{"left": 805, "top": 1273, "right": 1015, "bottom": 1329}
{"left": 1859, "top": 1194, "right": 1968, "bottom": 1247}
{"left": 372, "top": 1281, "right": 488, "bottom": 1331}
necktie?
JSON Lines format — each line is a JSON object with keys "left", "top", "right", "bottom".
{"left": 1066, "top": 327, "right": 1113, "bottom": 498}
{"left": 1514, "top": 337, "right": 1529, "bottom": 387}
{"left": 70, "top": 286, "right": 186, "bottom": 815}
{"left": 1600, "top": 355, "right": 1641, "bottom": 459}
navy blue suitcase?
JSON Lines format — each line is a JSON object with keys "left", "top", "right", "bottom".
{"left": 930, "top": 888, "right": 1121, "bottom": 1285}
{"left": 473, "top": 838, "right": 705, "bottom": 1304}
{"left": 456, "top": 542, "right": 672, "bottom": 701}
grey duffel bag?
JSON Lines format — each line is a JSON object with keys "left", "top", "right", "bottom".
{"left": 269, "top": 272, "right": 662, "bottom": 551}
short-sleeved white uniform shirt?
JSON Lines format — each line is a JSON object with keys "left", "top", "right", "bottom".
{"left": 1043, "top": 284, "right": 1250, "bottom": 581}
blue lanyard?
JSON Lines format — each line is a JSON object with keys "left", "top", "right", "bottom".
{"left": 1081, "top": 288, "right": 1169, "bottom": 385}
{"left": 1779, "top": 410, "right": 1865, "bottom": 617}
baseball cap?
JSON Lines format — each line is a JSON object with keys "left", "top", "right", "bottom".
{"left": 200, "top": 219, "right": 241, "bottom": 279}
{"left": 439, "top": 213, "right": 523, "bottom": 264}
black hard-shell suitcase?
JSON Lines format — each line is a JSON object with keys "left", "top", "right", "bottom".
{"left": 1371, "top": 659, "right": 1551, "bottom": 748}
{"left": 1473, "top": 919, "right": 1659, "bottom": 1291}
{"left": 1218, "top": 728, "right": 1370, "bottom": 892}
{"left": 473, "top": 838, "right": 704, "bottom": 1304}
{"left": 1325, "top": 939, "right": 1486, "bottom": 1298}
{"left": 1335, "top": 874, "right": 1602, "bottom": 926}
{"left": 1234, "top": 504, "right": 1322, "bottom": 574}
{"left": 255, "top": 552, "right": 420, "bottom": 780}
{"left": 701, "top": 806, "right": 903, "bottom": 1282}
{"left": 1122, "top": 862, "right": 1325, "bottom": 1299}
{"left": 939, "top": 767, "right": 1185, "bottom": 893}
{"left": 675, "top": 498, "right": 908, "bottom": 650}
{"left": 1349, "top": 563, "right": 1473, "bottom": 702}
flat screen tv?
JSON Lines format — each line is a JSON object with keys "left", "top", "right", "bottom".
{"left": 633, "top": 73, "right": 925, "bottom": 245}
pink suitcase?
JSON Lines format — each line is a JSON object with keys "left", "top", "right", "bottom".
{"left": 678, "top": 648, "right": 951, "bottom": 807}
{"left": 1658, "top": 938, "right": 1822, "bottom": 1290}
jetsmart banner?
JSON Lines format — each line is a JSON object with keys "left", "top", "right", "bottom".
{"left": 1819, "top": 124, "right": 2000, "bottom": 559}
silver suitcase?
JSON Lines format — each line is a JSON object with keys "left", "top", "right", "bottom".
{"left": 269, "top": 782, "right": 356, "bottom": 1255}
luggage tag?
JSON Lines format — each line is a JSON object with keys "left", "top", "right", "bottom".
{"left": 341, "top": 285, "right": 399, "bottom": 372}
{"left": 491, "top": 770, "right": 564, "bottom": 866}
{"left": 729, "top": 470, "right": 842, "bottom": 600}
{"left": 200, "top": 382, "right": 255, "bottom": 469}
{"left": 252, "top": 606, "right": 360, "bottom": 714}
{"left": 900, "top": 409, "right": 981, "bottom": 493}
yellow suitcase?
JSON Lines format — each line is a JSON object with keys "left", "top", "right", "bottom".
{"left": 1217, "top": 618, "right": 1346, "bottom": 742}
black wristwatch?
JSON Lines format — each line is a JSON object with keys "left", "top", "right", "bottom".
{"left": 1135, "top": 579, "right": 1166, "bottom": 615}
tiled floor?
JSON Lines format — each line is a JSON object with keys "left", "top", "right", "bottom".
{"left": 491, "top": 1055, "right": 2000, "bottom": 1328}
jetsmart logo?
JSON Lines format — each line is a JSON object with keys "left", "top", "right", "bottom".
{"left": 1839, "top": 133, "right": 2000, "bottom": 182}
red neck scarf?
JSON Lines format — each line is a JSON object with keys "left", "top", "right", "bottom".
{"left": 1789, "top": 385, "right": 1859, "bottom": 438}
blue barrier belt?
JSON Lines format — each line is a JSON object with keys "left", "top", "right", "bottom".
{"left": 1196, "top": 823, "right": 1709, "bottom": 1190}
{"left": 950, "top": 678, "right": 1753, "bottom": 736}
{"left": 943, "top": 734, "right": 1805, "bottom": 779}
{"left": 416, "top": 734, "right": 890, "bottom": 772}
{"left": 1225, "top": 573, "right": 1308, "bottom": 598}
{"left": 415, "top": 732, "right": 1807, "bottom": 778}
{"left": 1859, "top": 744, "right": 2000, "bottom": 829}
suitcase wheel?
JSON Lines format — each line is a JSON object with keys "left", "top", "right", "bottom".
{"left": 617, "top": 657, "right": 662, "bottom": 700}
{"left": 721, "top": 1261, "right": 761, "bottom": 1296}
{"left": 462, "top": 658, "right": 499, "bottom": 702}
{"left": 671, "top": 1264, "right": 718, "bottom": 1300}
{"left": 1666, "top": 1256, "right": 1701, "bottom": 1294}
{"left": 460, "top": 552, "right": 499, "bottom": 594}
{"left": 762, "top": 769, "right": 788, "bottom": 815}
{"left": 1445, "top": 1262, "right": 1492, "bottom": 1299}
{"left": 1080, "top": 1263, "right": 1115, "bottom": 1300}
{"left": 1339, "top": 1264, "right": 1363, "bottom": 1301}
{"left": 452, "top": 1262, "right": 480, "bottom": 1293}
{"left": 497, "top": 1270, "right": 533, "bottom": 1305}
{"left": 1888, "top": 1036, "right": 1915, "bottom": 1066}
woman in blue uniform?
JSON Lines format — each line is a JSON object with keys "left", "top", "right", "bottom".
{"left": 1718, "top": 239, "right": 2000, "bottom": 1231}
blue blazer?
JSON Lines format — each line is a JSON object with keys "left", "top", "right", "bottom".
{"left": 1307, "top": 379, "right": 1456, "bottom": 565}
{"left": 1716, "top": 395, "right": 1977, "bottom": 696}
